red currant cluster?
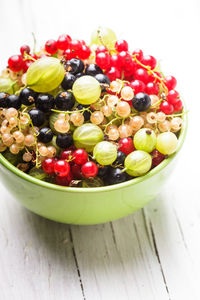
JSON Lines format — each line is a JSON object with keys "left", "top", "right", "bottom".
{"left": 160, "top": 87, "right": 182, "bottom": 115}
{"left": 8, "top": 45, "right": 34, "bottom": 73}
{"left": 41, "top": 137, "right": 165, "bottom": 187}
{"left": 45, "top": 35, "right": 91, "bottom": 60}
{"left": 42, "top": 147, "right": 98, "bottom": 186}
{"left": 94, "top": 39, "right": 183, "bottom": 115}
{"left": 94, "top": 40, "right": 157, "bottom": 82}
{"left": 7, "top": 34, "right": 91, "bottom": 75}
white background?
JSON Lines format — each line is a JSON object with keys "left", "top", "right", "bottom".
{"left": 0, "top": 0, "right": 200, "bottom": 299}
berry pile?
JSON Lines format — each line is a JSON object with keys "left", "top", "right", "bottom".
{"left": 0, "top": 27, "right": 185, "bottom": 187}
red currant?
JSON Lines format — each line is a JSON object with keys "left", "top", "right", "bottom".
{"left": 60, "top": 149, "right": 73, "bottom": 161}
{"left": 54, "top": 160, "right": 70, "bottom": 177}
{"left": 167, "top": 90, "right": 179, "bottom": 105}
{"left": 55, "top": 172, "right": 74, "bottom": 186}
{"left": 30, "top": 53, "right": 38, "bottom": 60}
{"left": 110, "top": 54, "right": 121, "bottom": 69}
{"left": 20, "top": 45, "right": 30, "bottom": 56}
{"left": 73, "top": 149, "right": 88, "bottom": 165}
{"left": 71, "top": 163, "right": 82, "bottom": 179}
{"left": 132, "top": 61, "right": 141, "bottom": 73}
{"left": 96, "top": 45, "right": 108, "bottom": 54}
{"left": 118, "top": 51, "right": 132, "bottom": 69}
{"left": 81, "top": 161, "right": 98, "bottom": 178}
{"left": 148, "top": 71, "right": 162, "bottom": 83}
{"left": 165, "top": 75, "right": 177, "bottom": 90}
{"left": 160, "top": 101, "right": 174, "bottom": 115}
{"left": 96, "top": 52, "right": 111, "bottom": 70}
{"left": 69, "top": 40, "right": 82, "bottom": 56}
{"left": 23, "top": 60, "right": 33, "bottom": 72}
{"left": 45, "top": 39, "right": 57, "bottom": 55}
{"left": 118, "top": 137, "right": 134, "bottom": 155}
{"left": 63, "top": 48, "right": 76, "bottom": 60}
{"left": 57, "top": 34, "right": 72, "bottom": 50}
{"left": 79, "top": 40, "right": 86, "bottom": 45}
{"left": 141, "top": 55, "right": 157, "bottom": 69}
{"left": 79, "top": 45, "right": 91, "bottom": 60}
{"left": 145, "top": 82, "right": 159, "bottom": 95}
{"left": 66, "top": 171, "right": 74, "bottom": 183}
{"left": 42, "top": 158, "right": 56, "bottom": 175}
{"left": 173, "top": 100, "right": 183, "bottom": 112}
{"left": 115, "top": 40, "right": 128, "bottom": 52}
{"left": 151, "top": 149, "right": 165, "bottom": 167}
{"left": 130, "top": 80, "right": 146, "bottom": 94}
{"left": 134, "top": 68, "right": 149, "bottom": 84}
{"left": 8, "top": 55, "right": 24, "bottom": 72}
{"left": 132, "top": 49, "right": 143, "bottom": 60}
{"left": 124, "top": 60, "right": 135, "bottom": 73}
{"left": 105, "top": 67, "right": 121, "bottom": 81}
{"left": 124, "top": 70, "right": 134, "bottom": 82}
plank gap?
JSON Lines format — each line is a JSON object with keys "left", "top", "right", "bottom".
{"left": 133, "top": 220, "right": 146, "bottom": 263}
{"left": 142, "top": 208, "right": 154, "bottom": 251}
{"left": 109, "top": 222, "right": 117, "bottom": 246}
{"left": 149, "top": 221, "right": 171, "bottom": 300}
{"left": 172, "top": 207, "right": 189, "bottom": 252}
{"left": 69, "top": 227, "right": 87, "bottom": 300}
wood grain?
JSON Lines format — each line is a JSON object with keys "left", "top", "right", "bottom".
{"left": 0, "top": 0, "right": 200, "bottom": 299}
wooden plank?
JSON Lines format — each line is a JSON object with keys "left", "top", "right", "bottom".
{"left": 111, "top": 212, "right": 171, "bottom": 300}
{"left": 70, "top": 214, "right": 170, "bottom": 300}
{"left": 145, "top": 191, "right": 200, "bottom": 300}
{"left": 0, "top": 185, "right": 85, "bottom": 300}
{"left": 0, "top": 0, "right": 200, "bottom": 299}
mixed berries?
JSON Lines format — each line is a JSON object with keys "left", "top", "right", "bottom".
{"left": 0, "top": 28, "right": 185, "bottom": 187}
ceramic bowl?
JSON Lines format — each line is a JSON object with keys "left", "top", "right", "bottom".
{"left": 0, "top": 112, "right": 187, "bottom": 225}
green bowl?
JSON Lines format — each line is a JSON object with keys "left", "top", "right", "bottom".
{"left": 0, "top": 112, "right": 187, "bottom": 225}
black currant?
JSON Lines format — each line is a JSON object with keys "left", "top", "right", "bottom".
{"left": 7, "top": 95, "right": 21, "bottom": 109}
{"left": 113, "top": 151, "right": 126, "bottom": 166}
{"left": 56, "top": 134, "right": 73, "bottom": 148}
{"left": 97, "top": 165, "right": 109, "bottom": 177}
{"left": 19, "top": 88, "right": 38, "bottom": 106}
{"left": 36, "top": 94, "right": 54, "bottom": 112}
{"left": 75, "top": 73, "right": 85, "bottom": 79}
{"left": 28, "top": 109, "right": 45, "bottom": 127}
{"left": 55, "top": 91, "right": 75, "bottom": 111}
{"left": 77, "top": 104, "right": 91, "bottom": 121}
{"left": 38, "top": 127, "right": 53, "bottom": 143}
{"left": 106, "top": 167, "right": 127, "bottom": 185}
{"left": 132, "top": 92, "right": 151, "bottom": 111}
{"left": 0, "top": 92, "right": 9, "bottom": 108}
{"left": 85, "top": 64, "right": 103, "bottom": 76}
{"left": 66, "top": 58, "right": 84, "bottom": 75}
{"left": 61, "top": 73, "right": 76, "bottom": 90}
{"left": 94, "top": 73, "right": 110, "bottom": 90}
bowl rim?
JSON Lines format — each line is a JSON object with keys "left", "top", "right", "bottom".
{"left": 0, "top": 108, "right": 188, "bottom": 193}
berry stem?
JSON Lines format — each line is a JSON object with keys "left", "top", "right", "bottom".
{"left": 51, "top": 107, "right": 91, "bottom": 115}
{"left": 151, "top": 98, "right": 163, "bottom": 108}
{"left": 97, "top": 28, "right": 112, "bottom": 55}
{"left": 132, "top": 54, "right": 168, "bottom": 94}
{"left": 103, "top": 117, "right": 122, "bottom": 132}
{"left": 166, "top": 110, "right": 188, "bottom": 117}
{"left": 23, "top": 112, "right": 40, "bottom": 168}
{"left": 32, "top": 32, "right": 37, "bottom": 54}
{"left": 98, "top": 94, "right": 107, "bottom": 105}
{"left": 121, "top": 167, "right": 127, "bottom": 173}
{"left": 23, "top": 53, "right": 36, "bottom": 62}
{"left": 15, "top": 85, "right": 27, "bottom": 96}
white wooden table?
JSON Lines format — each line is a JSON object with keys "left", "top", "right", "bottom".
{"left": 0, "top": 1, "right": 200, "bottom": 299}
